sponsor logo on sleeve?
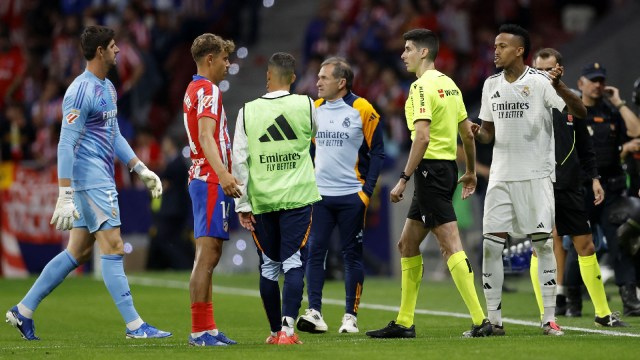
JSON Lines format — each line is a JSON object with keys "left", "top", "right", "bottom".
{"left": 201, "top": 95, "right": 214, "bottom": 109}
{"left": 66, "top": 109, "right": 80, "bottom": 124}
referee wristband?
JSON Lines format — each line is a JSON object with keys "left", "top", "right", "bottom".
{"left": 400, "top": 172, "right": 411, "bottom": 182}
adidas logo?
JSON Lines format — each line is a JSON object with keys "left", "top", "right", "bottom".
{"left": 490, "top": 91, "right": 501, "bottom": 99}
{"left": 536, "top": 222, "right": 544, "bottom": 229}
{"left": 483, "top": 283, "right": 492, "bottom": 289}
{"left": 259, "top": 115, "right": 298, "bottom": 142}
{"left": 544, "top": 279, "right": 557, "bottom": 286}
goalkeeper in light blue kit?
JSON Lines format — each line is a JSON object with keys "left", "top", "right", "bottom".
{"left": 5, "top": 25, "right": 171, "bottom": 341}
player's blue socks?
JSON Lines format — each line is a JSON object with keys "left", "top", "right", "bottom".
{"left": 260, "top": 276, "right": 282, "bottom": 333}
{"left": 21, "top": 250, "right": 79, "bottom": 313}
{"left": 282, "top": 267, "right": 304, "bottom": 321}
{"left": 101, "top": 254, "right": 140, "bottom": 323}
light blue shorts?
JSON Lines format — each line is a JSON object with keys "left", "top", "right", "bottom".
{"left": 73, "top": 187, "right": 121, "bottom": 233}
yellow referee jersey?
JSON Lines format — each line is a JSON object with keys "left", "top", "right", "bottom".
{"left": 405, "top": 69, "right": 467, "bottom": 160}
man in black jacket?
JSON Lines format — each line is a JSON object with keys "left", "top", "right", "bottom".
{"left": 147, "top": 135, "right": 194, "bottom": 270}
{"left": 576, "top": 60, "right": 640, "bottom": 317}
{"left": 529, "top": 48, "right": 627, "bottom": 327}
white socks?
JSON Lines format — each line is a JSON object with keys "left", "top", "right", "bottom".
{"left": 531, "top": 234, "right": 557, "bottom": 324}
{"left": 483, "top": 235, "right": 506, "bottom": 326}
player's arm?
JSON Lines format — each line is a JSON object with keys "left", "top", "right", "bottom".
{"left": 113, "top": 124, "right": 162, "bottom": 198}
{"left": 51, "top": 127, "right": 81, "bottom": 229}
{"left": 471, "top": 120, "right": 495, "bottom": 144}
{"left": 51, "top": 83, "right": 90, "bottom": 230}
{"left": 548, "top": 64, "right": 587, "bottom": 118}
{"left": 390, "top": 119, "right": 430, "bottom": 203}
{"left": 199, "top": 115, "right": 241, "bottom": 197}
{"left": 475, "top": 80, "right": 496, "bottom": 143}
{"left": 232, "top": 107, "right": 255, "bottom": 231}
{"left": 458, "top": 119, "right": 477, "bottom": 200}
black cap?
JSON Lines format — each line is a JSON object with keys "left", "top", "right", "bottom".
{"left": 581, "top": 62, "right": 606, "bottom": 81}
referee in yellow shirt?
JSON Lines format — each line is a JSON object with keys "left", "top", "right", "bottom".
{"left": 366, "top": 28, "right": 492, "bottom": 338}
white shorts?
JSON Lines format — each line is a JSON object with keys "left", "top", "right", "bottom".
{"left": 483, "top": 177, "right": 555, "bottom": 235}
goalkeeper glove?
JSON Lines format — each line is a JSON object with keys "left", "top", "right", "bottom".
{"left": 50, "top": 187, "right": 80, "bottom": 230}
{"left": 132, "top": 161, "right": 162, "bottom": 199}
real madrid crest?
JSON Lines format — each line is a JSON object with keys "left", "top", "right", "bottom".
{"left": 342, "top": 117, "right": 350, "bottom": 128}
{"left": 112, "top": 208, "right": 118, "bottom": 218}
{"left": 522, "top": 86, "right": 530, "bottom": 97}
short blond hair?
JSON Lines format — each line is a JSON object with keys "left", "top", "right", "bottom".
{"left": 190, "top": 33, "right": 235, "bottom": 62}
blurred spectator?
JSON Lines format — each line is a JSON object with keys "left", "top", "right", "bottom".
{"left": 0, "top": 102, "right": 35, "bottom": 161}
{"left": 30, "top": 78, "right": 63, "bottom": 168}
{"left": 134, "top": 126, "right": 162, "bottom": 172}
{"left": 0, "top": 25, "right": 26, "bottom": 110}
{"left": 147, "top": 135, "right": 193, "bottom": 270}
{"left": 112, "top": 28, "right": 145, "bottom": 124}
{"left": 296, "top": 53, "right": 324, "bottom": 98}
{"left": 50, "top": 14, "right": 84, "bottom": 88}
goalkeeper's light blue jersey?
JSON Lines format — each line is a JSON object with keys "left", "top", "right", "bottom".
{"left": 61, "top": 70, "right": 120, "bottom": 191}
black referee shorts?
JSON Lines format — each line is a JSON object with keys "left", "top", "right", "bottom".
{"left": 407, "top": 159, "right": 458, "bottom": 228}
{"left": 554, "top": 186, "right": 591, "bottom": 236}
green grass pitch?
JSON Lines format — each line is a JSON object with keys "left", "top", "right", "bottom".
{"left": 2, "top": 272, "right": 640, "bottom": 359}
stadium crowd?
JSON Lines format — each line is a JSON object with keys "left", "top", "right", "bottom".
{"left": 0, "top": 0, "right": 636, "bottom": 272}
{"left": 1, "top": 0, "right": 621, "bottom": 170}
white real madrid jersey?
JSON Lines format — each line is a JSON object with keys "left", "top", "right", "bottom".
{"left": 479, "top": 66, "right": 565, "bottom": 181}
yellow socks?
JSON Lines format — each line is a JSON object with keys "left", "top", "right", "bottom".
{"left": 530, "top": 255, "right": 544, "bottom": 318}
{"left": 396, "top": 255, "right": 423, "bottom": 327}
{"left": 579, "top": 254, "right": 611, "bottom": 317}
{"left": 447, "top": 251, "right": 485, "bottom": 325}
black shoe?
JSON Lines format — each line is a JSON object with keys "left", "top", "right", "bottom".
{"left": 595, "top": 311, "right": 629, "bottom": 327}
{"left": 620, "top": 284, "right": 640, "bottom": 316}
{"left": 462, "top": 318, "right": 493, "bottom": 337}
{"left": 566, "top": 286, "right": 582, "bottom": 317}
{"left": 565, "top": 307, "right": 582, "bottom": 317}
{"left": 366, "top": 321, "right": 416, "bottom": 338}
{"left": 491, "top": 324, "right": 506, "bottom": 336}
{"left": 555, "top": 294, "right": 567, "bottom": 316}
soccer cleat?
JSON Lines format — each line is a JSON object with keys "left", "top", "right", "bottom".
{"left": 462, "top": 318, "right": 493, "bottom": 338}
{"left": 296, "top": 308, "right": 328, "bottom": 333}
{"left": 491, "top": 324, "right": 506, "bottom": 336}
{"left": 595, "top": 312, "right": 629, "bottom": 327}
{"left": 365, "top": 321, "right": 416, "bottom": 338}
{"left": 6, "top": 306, "right": 39, "bottom": 340}
{"left": 126, "top": 322, "right": 172, "bottom": 339}
{"left": 265, "top": 332, "right": 280, "bottom": 344}
{"left": 338, "top": 313, "right": 359, "bottom": 333}
{"left": 214, "top": 331, "right": 237, "bottom": 345}
{"left": 277, "top": 331, "right": 303, "bottom": 345}
{"left": 542, "top": 321, "right": 564, "bottom": 336}
{"left": 188, "top": 332, "right": 229, "bottom": 346}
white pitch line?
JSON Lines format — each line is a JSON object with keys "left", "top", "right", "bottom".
{"left": 126, "top": 276, "right": 640, "bottom": 338}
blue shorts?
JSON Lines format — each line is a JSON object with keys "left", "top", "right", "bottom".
{"left": 189, "top": 179, "right": 231, "bottom": 240}
{"left": 73, "top": 187, "right": 121, "bottom": 233}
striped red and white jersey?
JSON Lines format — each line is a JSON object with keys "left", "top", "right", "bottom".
{"left": 183, "top": 75, "right": 232, "bottom": 184}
